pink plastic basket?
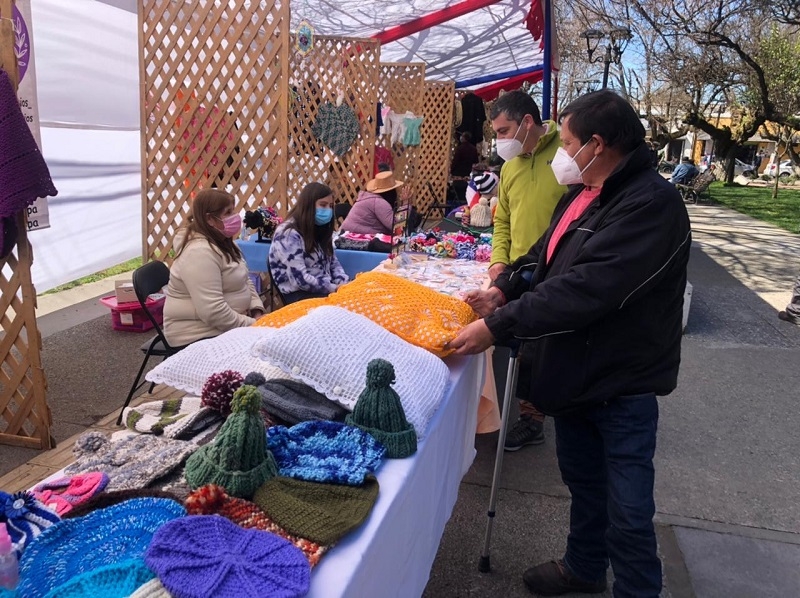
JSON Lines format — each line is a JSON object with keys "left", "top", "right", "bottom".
{"left": 100, "top": 294, "right": 165, "bottom": 333}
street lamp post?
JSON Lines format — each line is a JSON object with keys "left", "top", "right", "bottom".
{"left": 579, "top": 26, "right": 632, "bottom": 89}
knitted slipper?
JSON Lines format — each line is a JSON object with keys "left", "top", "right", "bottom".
{"left": 33, "top": 472, "right": 109, "bottom": 516}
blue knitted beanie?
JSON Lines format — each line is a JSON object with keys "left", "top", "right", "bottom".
{"left": 0, "top": 490, "right": 60, "bottom": 556}
{"left": 145, "top": 515, "right": 310, "bottom": 598}
{"left": 18, "top": 498, "right": 185, "bottom": 598}
{"left": 42, "top": 558, "right": 154, "bottom": 598}
{"left": 267, "top": 420, "right": 386, "bottom": 485}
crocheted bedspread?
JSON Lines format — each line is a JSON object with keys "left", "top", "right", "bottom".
{"left": 375, "top": 255, "right": 489, "bottom": 298}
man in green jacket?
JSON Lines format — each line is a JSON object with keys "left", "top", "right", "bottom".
{"left": 489, "top": 91, "right": 566, "bottom": 450}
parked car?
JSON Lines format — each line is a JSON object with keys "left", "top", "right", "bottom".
{"left": 700, "top": 158, "right": 756, "bottom": 178}
{"left": 765, "top": 160, "right": 793, "bottom": 181}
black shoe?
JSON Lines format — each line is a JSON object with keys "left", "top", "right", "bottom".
{"left": 778, "top": 311, "right": 800, "bottom": 325}
{"left": 504, "top": 417, "right": 545, "bottom": 451}
{"left": 523, "top": 559, "right": 607, "bottom": 596}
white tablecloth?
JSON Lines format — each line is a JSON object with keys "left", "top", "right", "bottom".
{"left": 308, "top": 353, "right": 485, "bottom": 597}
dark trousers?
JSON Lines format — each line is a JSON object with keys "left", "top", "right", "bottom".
{"left": 555, "top": 393, "right": 661, "bottom": 598}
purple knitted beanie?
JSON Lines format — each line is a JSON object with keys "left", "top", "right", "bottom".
{"left": 145, "top": 515, "right": 310, "bottom": 598}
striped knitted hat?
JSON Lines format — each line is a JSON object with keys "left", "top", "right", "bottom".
{"left": 185, "top": 484, "right": 328, "bottom": 567}
{"left": 184, "top": 385, "right": 278, "bottom": 498}
{"left": 122, "top": 396, "right": 221, "bottom": 439}
{"left": 33, "top": 472, "right": 110, "bottom": 516}
{"left": 0, "top": 490, "right": 60, "bottom": 555}
{"left": 253, "top": 475, "right": 379, "bottom": 546}
{"left": 345, "top": 359, "right": 417, "bottom": 458}
{"left": 145, "top": 515, "right": 310, "bottom": 598}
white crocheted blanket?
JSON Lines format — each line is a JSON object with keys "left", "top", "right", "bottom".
{"left": 250, "top": 306, "right": 450, "bottom": 439}
{"left": 145, "top": 327, "right": 291, "bottom": 396}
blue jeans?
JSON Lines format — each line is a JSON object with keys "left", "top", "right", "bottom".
{"left": 555, "top": 393, "right": 661, "bottom": 598}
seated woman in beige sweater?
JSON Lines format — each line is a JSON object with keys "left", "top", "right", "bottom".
{"left": 163, "top": 189, "right": 264, "bottom": 346}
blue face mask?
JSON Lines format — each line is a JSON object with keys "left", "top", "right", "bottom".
{"left": 314, "top": 207, "right": 333, "bottom": 226}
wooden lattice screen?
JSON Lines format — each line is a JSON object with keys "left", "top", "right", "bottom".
{"left": 377, "top": 63, "right": 426, "bottom": 203}
{"left": 0, "top": 0, "right": 52, "bottom": 449}
{"left": 417, "top": 80, "right": 455, "bottom": 217}
{"left": 287, "top": 37, "right": 379, "bottom": 210}
{"left": 139, "top": 0, "right": 290, "bottom": 259}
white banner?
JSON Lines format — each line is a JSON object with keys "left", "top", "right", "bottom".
{"left": 13, "top": 0, "right": 50, "bottom": 231}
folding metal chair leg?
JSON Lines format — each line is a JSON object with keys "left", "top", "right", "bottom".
{"left": 117, "top": 347, "right": 154, "bottom": 425}
{"left": 479, "top": 343, "right": 522, "bottom": 573}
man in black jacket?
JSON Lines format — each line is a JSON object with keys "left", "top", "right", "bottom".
{"left": 447, "top": 90, "right": 690, "bottom": 597}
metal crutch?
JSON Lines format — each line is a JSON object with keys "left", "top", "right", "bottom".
{"left": 478, "top": 340, "right": 521, "bottom": 573}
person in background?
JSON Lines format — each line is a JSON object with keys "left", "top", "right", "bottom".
{"left": 447, "top": 90, "right": 690, "bottom": 597}
{"left": 451, "top": 132, "right": 480, "bottom": 205}
{"left": 164, "top": 189, "right": 264, "bottom": 346}
{"left": 669, "top": 156, "right": 699, "bottom": 185}
{"left": 489, "top": 89, "right": 567, "bottom": 451}
{"left": 269, "top": 182, "right": 349, "bottom": 304}
{"left": 778, "top": 275, "right": 800, "bottom": 325}
{"left": 340, "top": 169, "right": 405, "bottom": 236}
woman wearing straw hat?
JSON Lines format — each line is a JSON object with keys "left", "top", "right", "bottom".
{"left": 340, "top": 170, "right": 405, "bottom": 236}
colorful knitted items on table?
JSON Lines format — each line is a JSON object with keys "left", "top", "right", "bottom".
{"left": 267, "top": 420, "right": 385, "bottom": 485}
{"left": 246, "top": 371, "right": 348, "bottom": 425}
{"left": 406, "top": 230, "right": 493, "bottom": 261}
{"left": 184, "top": 385, "right": 278, "bottom": 498}
{"left": 61, "top": 489, "right": 183, "bottom": 520}
{"left": 201, "top": 370, "right": 243, "bottom": 416}
{"left": 64, "top": 431, "right": 198, "bottom": 491}
{"left": 185, "top": 484, "right": 327, "bottom": 567}
{"left": 32, "top": 472, "right": 109, "bottom": 516}
{"left": 41, "top": 558, "right": 155, "bottom": 598}
{"left": 346, "top": 359, "right": 417, "bottom": 458}
{"left": 17, "top": 498, "right": 185, "bottom": 598}
{"left": 145, "top": 515, "right": 310, "bottom": 598}
{"left": 253, "top": 475, "right": 379, "bottom": 546}
{"left": 122, "top": 396, "right": 221, "bottom": 439}
{"left": 311, "top": 102, "right": 359, "bottom": 156}
{"left": 0, "top": 490, "right": 60, "bottom": 555}
{"left": 0, "top": 70, "right": 58, "bottom": 258}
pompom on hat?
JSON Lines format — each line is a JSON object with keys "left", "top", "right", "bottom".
{"left": 184, "top": 384, "right": 278, "bottom": 498}
{"left": 41, "top": 558, "right": 155, "bottom": 598}
{"left": 201, "top": 370, "right": 243, "bottom": 416}
{"left": 346, "top": 359, "right": 417, "bottom": 458}
{"left": 145, "top": 515, "right": 310, "bottom": 598}
{"left": 253, "top": 475, "right": 379, "bottom": 546}
{"left": 0, "top": 490, "right": 60, "bottom": 555}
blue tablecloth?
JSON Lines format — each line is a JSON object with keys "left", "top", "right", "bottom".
{"left": 236, "top": 238, "right": 388, "bottom": 280}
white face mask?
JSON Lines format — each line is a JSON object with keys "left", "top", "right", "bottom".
{"left": 495, "top": 121, "right": 530, "bottom": 162}
{"left": 551, "top": 140, "right": 597, "bottom": 185}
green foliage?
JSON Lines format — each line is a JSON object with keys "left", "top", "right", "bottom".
{"left": 756, "top": 26, "right": 800, "bottom": 119}
{"left": 42, "top": 257, "right": 143, "bottom": 295}
{"left": 709, "top": 182, "right": 800, "bottom": 233}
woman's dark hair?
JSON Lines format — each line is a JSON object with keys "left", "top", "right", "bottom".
{"left": 489, "top": 90, "right": 542, "bottom": 126}
{"left": 287, "top": 182, "right": 334, "bottom": 257}
{"left": 559, "top": 90, "right": 645, "bottom": 154}
{"left": 177, "top": 188, "right": 242, "bottom": 263}
{"left": 377, "top": 188, "right": 398, "bottom": 209}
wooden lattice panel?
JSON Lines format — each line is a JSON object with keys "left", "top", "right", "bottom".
{"left": 418, "top": 80, "right": 455, "bottom": 218}
{"left": 139, "top": 0, "right": 290, "bottom": 260}
{"left": 378, "top": 63, "right": 426, "bottom": 203}
{"left": 287, "top": 37, "right": 379, "bottom": 210}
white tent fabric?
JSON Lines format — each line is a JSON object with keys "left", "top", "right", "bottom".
{"left": 27, "top": 0, "right": 541, "bottom": 291}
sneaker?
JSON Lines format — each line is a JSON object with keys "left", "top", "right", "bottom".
{"left": 504, "top": 417, "right": 544, "bottom": 451}
{"left": 523, "top": 559, "right": 607, "bottom": 596}
{"left": 778, "top": 310, "right": 800, "bottom": 325}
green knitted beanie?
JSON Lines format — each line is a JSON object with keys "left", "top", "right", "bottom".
{"left": 185, "top": 385, "right": 278, "bottom": 498}
{"left": 252, "top": 475, "right": 379, "bottom": 545}
{"left": 345, "top": 359, "right": 417, "bottom": 458}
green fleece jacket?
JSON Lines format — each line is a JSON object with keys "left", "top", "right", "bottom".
{"left": 491, "top": 121, "right": 566, "bottom": 266}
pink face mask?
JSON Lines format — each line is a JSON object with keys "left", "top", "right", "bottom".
{"left": 218, "top": 213, "right": 242, "bottom": 237}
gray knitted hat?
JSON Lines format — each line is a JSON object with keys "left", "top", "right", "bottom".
{"left": 246, "top": 373, "right": 348, "bottom": 425}
{"left": 345, "top": 359, "right": 417, "bottom": 458}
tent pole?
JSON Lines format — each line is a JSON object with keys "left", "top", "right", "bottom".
{"left": 373, "top": 0, "right": 503, "bottom": 44}
{"left": 541, "top": 0, "right": 552, "bottom": 120}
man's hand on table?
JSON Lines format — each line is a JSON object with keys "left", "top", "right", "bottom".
{"left": 446, "top": 319, "right": 495, "bottom": 355}
{"left": 464, "top": 287, "right": 504, "bottom": 318}
{"left": 488, "top": 262, "right": 506, "bottom": 281}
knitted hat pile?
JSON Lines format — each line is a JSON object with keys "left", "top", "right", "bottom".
{"left": 184, "top": 385, "right": 278, "bottom": 498}
{"left": 267, "top": 420, "right": 386, "bottom": 486}
{"left": 32, "top": 472, "right": 110, "bottom": 516}
{"left": 41, "top": 558, "right": 154, "bottom": 598}
{"left": 61, "top": 489, "right": 182, "bottom": 520}
{"left": 346, "top": 359, "right": 417, "bottom": 458}
{"left": 145, "top": 515, "right": 310, "bottom": 598}
{"left": 253, "top": 475, "right": 379, "bottom": 546}
{"left": 18, "top": 498, "right": 185, "bottom": 598}
{"left": 0, "top": 490, "right": 60, "bottom": 555}
{"left": 247, "top": 371, "right": 348, "bottom": 425}
{"left": 185, "top": 484, "right": 327, "bottom": 567}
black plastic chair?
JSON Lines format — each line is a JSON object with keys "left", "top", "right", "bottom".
{"left": 117, "top": 261, "right": 187, "bottom": 425}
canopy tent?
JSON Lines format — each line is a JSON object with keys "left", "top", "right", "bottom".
{"left": 26, "top": 0, "right": 555, "bottom": 292}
